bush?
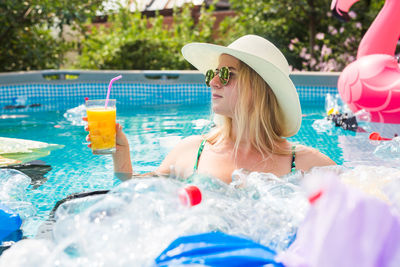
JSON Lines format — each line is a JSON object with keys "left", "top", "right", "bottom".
{"left": 77, "top": 4, "right": 217, "bottom": 70}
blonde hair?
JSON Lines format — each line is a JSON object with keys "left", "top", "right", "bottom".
{"left": 206, "top": 60, "right": 288, "bottom": 157}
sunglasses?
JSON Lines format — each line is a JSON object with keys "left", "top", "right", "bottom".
{"left": 205, "top": 66, "right": 231, "bottom": 87}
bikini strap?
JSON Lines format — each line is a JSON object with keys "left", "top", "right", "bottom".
{"left": 291, "top": 145, "right": 296, "bottom": 173}
{"left": 194, "top": 139, "right": 207, "bottom": 172}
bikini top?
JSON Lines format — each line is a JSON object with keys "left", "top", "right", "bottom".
{"left": 193, "top": 139, "right": 297, "bottom": 173}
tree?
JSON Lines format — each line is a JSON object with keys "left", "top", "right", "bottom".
{"left": 0, "top": 0, "right": 104, "bottom": 72}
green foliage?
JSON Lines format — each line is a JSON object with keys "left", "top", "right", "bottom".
{"left": 77, "top": 4, "right": 216, "bottom": 70}
{"left": 2, "top": 0, "right": 389, "bottom": 72}
{"left": 0, "top": 0, "right": 103, "bottom": 71}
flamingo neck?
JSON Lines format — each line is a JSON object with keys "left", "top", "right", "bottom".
{"left": 357, "top": 0, "right": 400, "bottom": 58}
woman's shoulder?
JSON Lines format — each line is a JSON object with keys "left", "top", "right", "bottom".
{"left": 165, "top": 135, "right": 204, "bottom": 156}
{"left": 294, "top": 144, "right": 336, "bottom": 171}
{"left": 156, "top": 135, "right": 205, "bottom": 175}
{"left": 177, "top": 135, "right": 204, "bottom": 147}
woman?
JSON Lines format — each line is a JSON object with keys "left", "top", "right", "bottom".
{"left": 89, "top": 35, "right": 336, "bottom": 183}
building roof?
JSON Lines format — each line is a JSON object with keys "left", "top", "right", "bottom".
{"left": 102, "top": 0, "right": 229, "bottom": 13}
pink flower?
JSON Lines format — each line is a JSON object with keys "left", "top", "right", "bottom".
{"left": 344, "top": 37, "right": 355, "bottom": 47}
{"left": 300, "top": 47, "right": 307, "bottom": 57}
{"left": 321, "top": 45, "right": 332, "bottom": 56}
{"left": 316, "top": 33, "right": 325, "bottom": 40}
{"left": 310, "top": 58, "right": 317, "bottom": 67}
{"left": 349, "top": 11, "right": 357, "bottom": 19}
{"left": 328, "top": 26, "right": 338, "bottom": 35}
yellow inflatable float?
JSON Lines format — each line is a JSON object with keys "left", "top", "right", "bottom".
{"left": 0, "top": 137, "right": 63, "bottom": 167}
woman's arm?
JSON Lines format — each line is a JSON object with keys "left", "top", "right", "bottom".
{"left": 112, "top": 123, "right": 134, "bottom": 180}
{"left": 84, "top": 118, "right": 135, "bottom": 180}
{"left": 112, "top": 123, "right": 167, "bottom": 180}
{"left": 295, "top": 145, "right": 337, "bottom": 172}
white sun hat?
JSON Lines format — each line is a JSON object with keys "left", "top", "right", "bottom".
{"left": 181, "top": 34, "right": 302, "bottom": 137}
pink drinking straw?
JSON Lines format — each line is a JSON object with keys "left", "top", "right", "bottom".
{"left": 105, "top": 75, "right": 122, "bottom": 108}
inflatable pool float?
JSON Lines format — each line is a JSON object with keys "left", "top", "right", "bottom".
{"left": 0, "top": 203, "right": 22, "bottom": 243}
{"left": 0, "top": 137, "right": 63, "bottom": 167}
{"left": 331, "top": 0, "right": 400, "bottom": 124}
{"left": 0, "top": 155, "right": 21, "bottom": 166}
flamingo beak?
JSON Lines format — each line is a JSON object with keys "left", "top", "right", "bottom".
{"left": 331, "top": 0, "right": 351, "bottom": 22}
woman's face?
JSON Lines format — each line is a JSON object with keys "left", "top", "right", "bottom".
{"left": 209, "top": 54, "right": 240, "bottom": 117}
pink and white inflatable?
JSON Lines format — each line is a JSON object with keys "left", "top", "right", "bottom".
{"left": 331, "top": 0, "right": 400, "bottom": 124}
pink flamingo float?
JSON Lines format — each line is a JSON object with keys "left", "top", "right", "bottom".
{"left": 331, "top": 0, "right": 400, "bottom": 124}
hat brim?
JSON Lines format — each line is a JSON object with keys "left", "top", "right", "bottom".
{"left": 182, "top": 42, "right": 302, "bottom": 137}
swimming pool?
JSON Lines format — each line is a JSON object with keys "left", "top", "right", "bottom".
{"left": 0, "top": 102, "right": 341, "bottom": 236}
{"left": 3, "top": 101, "right": 397, "bottom": 231}
{"left": 1, "top": 72, "right": 400, "bottom": 265}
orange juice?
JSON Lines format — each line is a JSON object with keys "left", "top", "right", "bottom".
{"left": 87, "top": 107, "right": 116, "bottom": 154}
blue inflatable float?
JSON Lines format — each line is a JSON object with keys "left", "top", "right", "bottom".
{"left": 155, "top": 231, "right": 283, "bottom": 267}
{"left": 0, "top": 203, "right": 22, "bottom": 242}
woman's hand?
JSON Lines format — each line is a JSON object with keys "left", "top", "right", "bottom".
{"left": 82, "top": 117, "right": 129, "bottom": 152}
{"left": 115, "top": 123, "right": 130, "bottom": 151}
{"left": 82, "top": 117, "right": 92, "bottom": 148}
